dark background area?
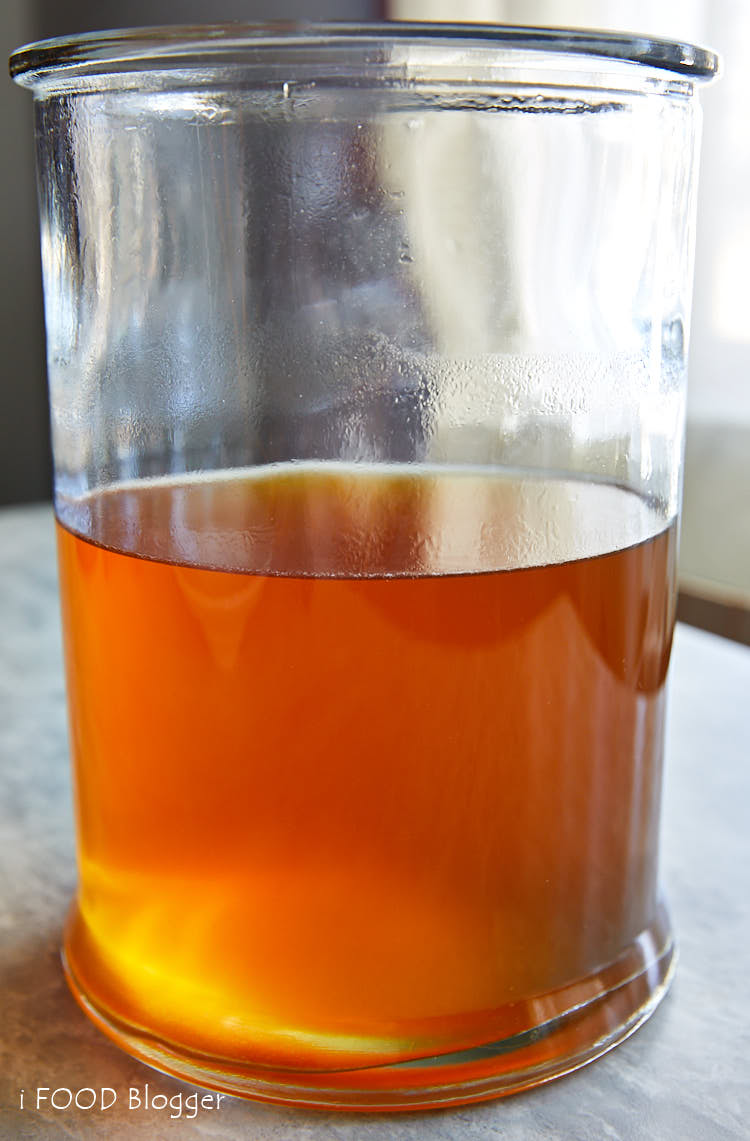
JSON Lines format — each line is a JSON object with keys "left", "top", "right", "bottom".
{"left": 2, "top": 0, "right": 383, "bottom": 507}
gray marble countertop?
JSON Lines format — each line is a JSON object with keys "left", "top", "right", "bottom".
{"left": 1, "top": 504, "right": 749, "bottom": 1141}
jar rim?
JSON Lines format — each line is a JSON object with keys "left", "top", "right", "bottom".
{"left": 9, "top": 21, "right": 719, "bottom": 87}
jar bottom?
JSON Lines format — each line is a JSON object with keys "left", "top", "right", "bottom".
{"left": 61, "top": 903, "right": 675, "bottom": 1111}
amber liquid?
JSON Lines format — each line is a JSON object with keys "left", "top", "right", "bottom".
{"left": 57, "top": 466, "right": 676, "bottom": 1072}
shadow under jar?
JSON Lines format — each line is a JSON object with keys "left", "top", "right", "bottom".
{"left": 11, "top": 22, "right": 717, "bottom": 1110}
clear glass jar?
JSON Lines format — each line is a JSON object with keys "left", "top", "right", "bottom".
{"left": 11, "top": 22, "right": 717, "bottom": 1110}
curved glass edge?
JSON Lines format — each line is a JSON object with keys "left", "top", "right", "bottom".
{"left": 10, "top": 21, "right": 719, "bottom": 89}
{"left": 61, "top": 907, "right": 676, "bottom": 1109}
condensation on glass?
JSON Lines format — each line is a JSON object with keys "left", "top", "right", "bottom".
{"left": 11, "top": 24, "right": 717, "bottom": 1110}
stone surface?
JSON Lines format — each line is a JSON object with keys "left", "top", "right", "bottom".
{"left": 1, "top": 505, "right": 748, "bottom": 1141}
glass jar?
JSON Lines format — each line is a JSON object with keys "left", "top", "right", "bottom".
{"left": 11, "top": 22, "right": 717, "bottom": 1110}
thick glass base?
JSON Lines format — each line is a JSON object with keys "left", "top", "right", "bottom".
{"left": 62, "top": 904, "right": 675, "bottom": 1111}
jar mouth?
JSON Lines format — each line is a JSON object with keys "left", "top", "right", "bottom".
{"left": 9, "top": 21, "right": 719, "bottom": 89}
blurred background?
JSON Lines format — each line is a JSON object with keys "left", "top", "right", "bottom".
{"left": 2, "top": 0, "right": 748, "bottom": 642}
